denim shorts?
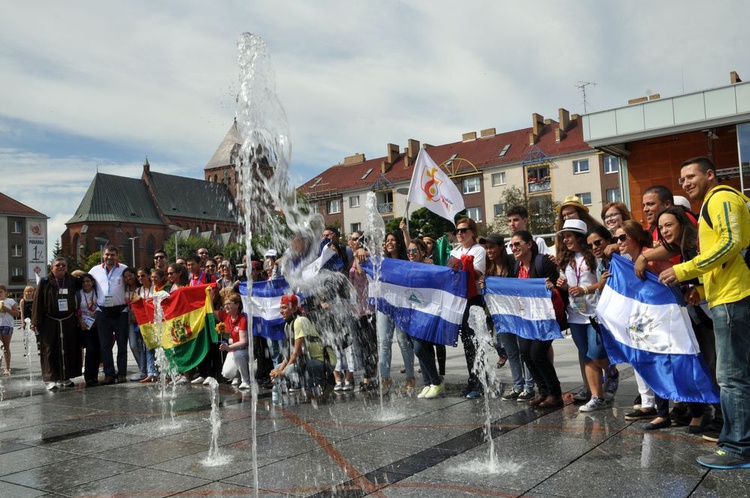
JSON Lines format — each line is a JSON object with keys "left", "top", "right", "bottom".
{"left": 0, "top": 326, "right": 12, "bottom": 336}
{"left": 569, "top": 322, "right": 607, "bottom": 361}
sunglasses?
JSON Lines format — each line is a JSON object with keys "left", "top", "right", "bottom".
{"left": 54, "top": 264, "right": 67, "bottom": 268}
{"left": 587, "top": 239, "right": 605, "bottom": 249}
{"left": 154, "top": 255, "right": 166, "bottom": 259}
{"left": 614, "top": 234, "right": 628, "bottom": 243}
{"left": 509, "top": 241, "right": 524, "bottom": 248}
{"left": 456, "top": 227, "right": 470, "bottom": 234}
{"left": 407, "top": 248, "right": 420, "bottom": 254}
{"left": 349, "top": 237, "right": 360, "bottom": 242}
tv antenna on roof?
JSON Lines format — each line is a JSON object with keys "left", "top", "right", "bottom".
{"left": 575, "top": 81, "right": 597, "bottom": 113}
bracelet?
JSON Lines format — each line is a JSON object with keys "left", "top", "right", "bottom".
{"left": 583, "top": 287, "right": 588, "bottom": 295}
{"left": 641, "top": 253, "right": 649, "bottom": 263}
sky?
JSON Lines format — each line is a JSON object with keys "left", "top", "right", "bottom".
{"left": 1, "top": 0, "right": 748, "bottom": 260}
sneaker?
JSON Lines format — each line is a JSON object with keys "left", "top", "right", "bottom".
{"left": 625, "top": 407, "right": 658, "bottom": 420}
{"left": 603, "top": 366, "right": 619, "bottom": 396}
{"left": 417, "top": 385, "right": 431, "bottom": 399}
{"left": 572, "top": 388, "right": 591, "bottom": 403}
{"left": 424, "top": 384, "right": 445, "bottom": 399}
{"left": 239, "top": 382, "right": 251, "bottom": 390}
{"left": 173, "top": 375, "right": 188, "bottom": 386}
{"left": 342, "top": 382, "right": 354, "bottom": 391}
{"left": 579, "top": 396, "right": 608, "bottom": 412}
{"left": 460, "top": 384, "right": 475, "bottom": 397}
{"left": 703, "top": 431, "right": 720, "bottom": 443}
{"left": 202, "top": 377, "right": 212, "bottom": 386}
{"left": 517, "top": 390, "right": 535, "bottom": 402}
{"left": 466, "top": 388, "right": 483, "bottom": 399}
{"left": 191, "top": 376, "right": 205, "bottom": 385}
{"left": 46, "top": 382, "right": 58, "bottom": 391}
{"left": 501, "top": 389, "right": 521, "bottom": 401}
{"left": 697, "top": 449, "right": 750, "bottom": 469}
{"left": 231, "top": 378, "right": 240, "bottom": 386}
{"left": 60, "top": 379, "right": 75, "bottom": 388}
{"left": 334, "top": 381, "right": 344, "bottom": 391}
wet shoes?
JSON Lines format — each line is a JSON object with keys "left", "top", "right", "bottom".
{"left": 424, "top": 384, "right": 445, "bottom": 399}
{"left": 697, "top": 450, "right": 750, "bottom": 469}
{"left": 579, "top": 396, "right": 608, "bottom": 412}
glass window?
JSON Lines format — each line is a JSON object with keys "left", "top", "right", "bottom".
{"left": 349, "top": 195, "right": 360, "bottom": 208}
{"left": 462, "top": 176, "right": 481, "bottom": 194}
{"left": 12, "top": 221, "right": 22, "bottom": 234}
{"left": 606, "top": 188, "right": 622, "bottom": 203}
{"left": 573, "top": 159, "right": 590, "bottom": 174}
{"left": 11, "top": 267, "right": 23, "bottom": 277}
{"left": 491, "top": 172, "right": 506, "bottom": 186}
{"left": 493, "top": 203, "right": 505, "bottom": 217}
{"left": 466, "top": 207, "right": 483, "bottom": 222}
{"left": 603, "top": 155, "right": 619, "bottom": 174}
{"left": 350, "top": 223, "right": 361, "bottom": 233}
{"left": 12, "top": 244, "right": 22, "bottom": 257}
{"left": 575, "top": 192, "right": 592, "bottom": 205}
{"left": 328, "top": 199, "right": 341, "bottom": 214}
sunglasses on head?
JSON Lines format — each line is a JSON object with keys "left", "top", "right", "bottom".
{"left": 587, "top": 239, "right": 605, "bottom": 249}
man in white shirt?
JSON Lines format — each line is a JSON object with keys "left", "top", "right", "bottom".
{"left": 505, "top": 206, "right": 550, "bottom": 256}
{"left": 89, "top": 245, "right": 129, "bottom": 385}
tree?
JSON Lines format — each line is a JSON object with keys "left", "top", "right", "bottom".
{"left": 486, "top": 186, "right": 558, "bottom": 237}
{"left": 163, "top": 235, "right": 217, "bottom": 262}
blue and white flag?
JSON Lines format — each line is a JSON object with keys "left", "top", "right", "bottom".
{"left": 596, "top": 254, "right": 719, "bottom": 404}
{"left": 484, "top": 277, "right": 562, "bottom": 341}
{"left": 239, "top": 279, "right": 289, "bottom": 341}
{"left": 364, "top": 258, "right": 467, "bottom": 345}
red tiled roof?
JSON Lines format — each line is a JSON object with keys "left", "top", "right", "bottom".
{"left": 0, "top": 192, "right": 46, "bottom": 217}
{"left": 299, "top": 119, "right": 591, "bottom": 197}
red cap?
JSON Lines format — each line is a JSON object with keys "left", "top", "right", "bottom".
{"left": 280, "top": 294, "right": 298, "bottom": 308}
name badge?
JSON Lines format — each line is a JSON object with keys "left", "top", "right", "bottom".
{"left": 59, "top": 288, "right": 68, "bottom": 295}
{"left": 104, "top": 295, "right": 114, "bottom": 307}
{"left": 58, "top": 299, "right": 69, "bottom": 312}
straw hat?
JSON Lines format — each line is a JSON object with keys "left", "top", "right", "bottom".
{"left": 557, "top": 195, "right": 589, "bottom": 213}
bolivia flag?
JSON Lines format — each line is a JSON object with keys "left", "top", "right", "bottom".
{"left": 132, "top": 284, "right": 217, "bottom": 373}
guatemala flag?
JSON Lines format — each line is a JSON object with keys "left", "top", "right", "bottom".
{"left": 239, "top": 279, "right": 289, "bottom": 341}
{"left": 596, "top": 254, "right": 719, "bottom": 404}
{"left": 484, "top": 277, "right": 563, "bottom": 341}
{"left": 364, "top": 258, "right": 467, "bottom": 345}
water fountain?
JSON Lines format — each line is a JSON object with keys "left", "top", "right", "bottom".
{"left": 23, "top": 318, "right": 34, "bottom": 391}
{"left": 201, "top": 377, "right": 232, "bottom": 467}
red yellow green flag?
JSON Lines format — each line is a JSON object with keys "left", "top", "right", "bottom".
{"left": 132, "top": 284, "right": 217, "bottom": 373}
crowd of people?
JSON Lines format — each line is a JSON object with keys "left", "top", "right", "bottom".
{"left": 3, "top": 156, "right": 747, "bottom": 470}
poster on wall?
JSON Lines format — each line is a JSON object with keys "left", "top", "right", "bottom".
{"left": 27, "top": 220, "right": 46, "bottom": 284}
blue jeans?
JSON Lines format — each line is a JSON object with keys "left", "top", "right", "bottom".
{"left": 570, "top": 322, "right": 607, "bottom": 361}
{"left": 376, "top": 311, "right": 414, "bottom": 380}
{"left": 267, "top": 338, "right": 285, "bottom": 367}
{"left": 95, "top": 311, "right": 129, "bottom": 378}
{"left": 498, "top": 332, "right": 534, "bottom": 392}
{"left": 128, "top": 324, "right": 147, "bottom": 378}
{"left": 713, "top": 295, "right": 750, "bottom": 458}
{"left": 412, "top": 337, "right": 441, "bottom": 386}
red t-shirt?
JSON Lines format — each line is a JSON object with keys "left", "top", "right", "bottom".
{"left": 218, "top": 310, "right": 248, "bottom": 343}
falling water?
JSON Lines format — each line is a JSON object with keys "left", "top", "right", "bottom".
{"left": 23, "top": 318, "right": 34, "bottom": 390}
{"left": 151, "top": 291, "right": 181, "bottom": 431}
{"left": 201, "top": 377, "right": 232, "bottom": 467}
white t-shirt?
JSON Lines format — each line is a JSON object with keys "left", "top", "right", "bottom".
{"left": 0, "top": 298, "right": 16, "bottom": 328}
{"left": 450, "top": 243, "right": 486, "bottom": 285}
{"left": 564, "top": 253, "right": 598, "bottom": 324}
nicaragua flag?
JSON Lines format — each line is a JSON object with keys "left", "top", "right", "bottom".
{"left": 364, "top": 258, "right": 467, "bottom": 345}
{"left": 596, "top": 254, "right": 719, "bottom": 404}
{"left": 239, "top": 279, "right": 289, "bottom": 341}
{"left": 484, "top": 277, "right": 562, "bottom": 341}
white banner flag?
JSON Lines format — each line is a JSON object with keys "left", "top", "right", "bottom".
{"left": 407, "top": 148, "right": 465, "bottom": 225}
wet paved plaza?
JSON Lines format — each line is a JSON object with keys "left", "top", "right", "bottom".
{"left": 0, "top": 332, "right": 745, "bottom": 497}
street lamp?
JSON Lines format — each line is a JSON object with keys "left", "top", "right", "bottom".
{"left": 168, "top": 225, "right": 183, "bottom": 262}
{"left": 128, "top": 236, "right": 139, "bottom": 267}
{"left": 94, "top": 237, "right": 109, "bottom": 263}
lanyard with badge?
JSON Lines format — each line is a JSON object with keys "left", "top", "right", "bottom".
{"left": 55, "top": 277, "right": 70, "bottom": 312}
{"left": 103, "top": 264, "right": 117, "bottom": 307}
{"left": 570, "top": 256, "right": 588, "bottom": 314}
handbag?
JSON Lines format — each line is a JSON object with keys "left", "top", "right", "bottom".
{"left": 221, "top": 351, "right": 238, "bottom": 378}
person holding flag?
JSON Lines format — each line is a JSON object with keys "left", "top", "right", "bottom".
{"left": 406, "top": 148, "right": 465, "bottom": 228}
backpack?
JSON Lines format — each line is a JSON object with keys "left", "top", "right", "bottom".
{"left": 699, "top": 186, "right": 750, "bottom": 271}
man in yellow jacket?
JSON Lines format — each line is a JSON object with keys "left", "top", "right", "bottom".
{"left": 659, "top": 156, "right": 750, "bottom": 470}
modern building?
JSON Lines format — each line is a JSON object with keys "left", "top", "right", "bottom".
{"left": 582, "top": 71, "right": 749, "bottom": 224}
{"left": 0, "top": 192, "right": 48, "bottom": 294}
{"left": 298, "top": 110, "right": 615, "bottom": 235}
{"left": 62, "top": 161, "right": 240, "bottom": 268}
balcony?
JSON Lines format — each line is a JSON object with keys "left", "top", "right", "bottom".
{"left": 378, "top": 202, "right": 393, "bottom": 214}
{"left": 528, "top": 177, "right": 551, "bottom": 193}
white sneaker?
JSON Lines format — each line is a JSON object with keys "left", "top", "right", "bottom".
{"left": 191, "top": 376, "right": 205, "bottom": 385}
{"left": 579, "top": 396, "right": 608, "bottom": 412}
{"left": 172, "top": 375, "right": 188, "bottom": 385}
{"left": 232, "top": 378, "right": 240, "bottom": 386}
{"left": 202, "top": 377, "right": 212, "bottom": 385}
{"left": 46, "top": 382, "right": 58, "bottom": 391}
{"left": 334, "top": 381, "right": 344, "bottom": 391}
{"left": 417, "top": 385, "right": 431, "bottom": 399}
{"left": 342, "top": 382, "right": 354, "bottom": 391}
{"left": 239, "top": 382, "right": 251, "bottom": 390}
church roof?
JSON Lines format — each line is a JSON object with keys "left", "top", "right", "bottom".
{"left": 146, "top": 171, "right": 237, "bottom": 222}
{"left": 205, "top": 120, "right": 241, "bottom": 170}
{"left": 67, "top": 173, "right": 163, "bottom": 225}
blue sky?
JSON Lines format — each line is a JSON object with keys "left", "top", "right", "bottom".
{"left": 1, "top": 0, "right": 749, "bottom": 260}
